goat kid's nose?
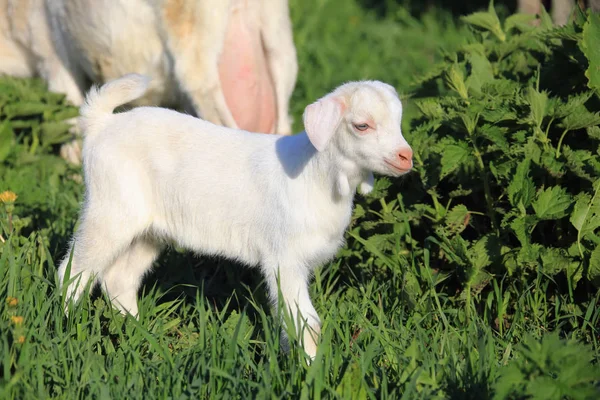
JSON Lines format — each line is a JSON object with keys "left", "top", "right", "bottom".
{"left": 396, "top": 148, "right": 413, "bottom": 170}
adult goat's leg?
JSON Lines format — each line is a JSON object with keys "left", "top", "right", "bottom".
{"left": 259, "top": 0, "right": 298, "bottom": 135}
{"left": 157, "top": 0, "right": 237, "bottom": 128}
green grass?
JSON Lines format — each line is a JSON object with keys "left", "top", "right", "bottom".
{"left": 1, "top": 1, "right": 599, "bottom": 398}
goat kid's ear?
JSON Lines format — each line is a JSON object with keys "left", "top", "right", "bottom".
{"left": 303, "top": 96, "right": 344, "bottom": 152}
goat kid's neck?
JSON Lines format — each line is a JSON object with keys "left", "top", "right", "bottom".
{"left": 279, "top": 132, "right": 368, "bottom": 201}
{"left": 303, "top": 134, "right": 365, "bottom": 201}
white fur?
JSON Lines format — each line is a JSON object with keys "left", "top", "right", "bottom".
{"left": 0, "top": 0, "right": 297, "bottom": 163}
{"left": 57, "top": 74, "right": 413, "bottom": 359}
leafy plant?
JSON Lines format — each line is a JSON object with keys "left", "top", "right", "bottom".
{"left": 493, "top": 333, "right": 600, "bottom": 400}
{"left": 348, "top": 6, "right": 600, "bottom": 301}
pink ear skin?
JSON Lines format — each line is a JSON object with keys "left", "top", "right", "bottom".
{"left": 303, "top": 96, "right": 345, "bottom": 152}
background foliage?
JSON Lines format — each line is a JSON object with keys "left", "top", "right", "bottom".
{"left": 0, "top": 1, "right": 599, "bottom": 398}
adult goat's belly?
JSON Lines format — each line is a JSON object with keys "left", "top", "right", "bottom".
{"left": 218, "top": 3, "right": 276, "bottom": 134}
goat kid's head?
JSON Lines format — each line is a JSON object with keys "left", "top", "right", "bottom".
{"left": 303, "top": 81, "right": 413, "bottom": 177}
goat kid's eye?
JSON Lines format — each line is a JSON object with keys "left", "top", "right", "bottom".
{"left": 353, "top": 123, "right": 370, "bottom": 132}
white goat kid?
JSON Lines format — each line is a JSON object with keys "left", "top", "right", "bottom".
{"left": 57, "top": 74, "right": 413, "bottom": 359}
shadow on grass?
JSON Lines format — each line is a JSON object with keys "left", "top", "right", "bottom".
{"left": 141, "top": 250, "right": 271, "bottom": 316}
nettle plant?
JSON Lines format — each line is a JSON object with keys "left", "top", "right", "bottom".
{"left": 346, "top": 6, "right": 600, "bottom": 299}
{"left": 0, "top": 77, "right": 81, "bottom": 256}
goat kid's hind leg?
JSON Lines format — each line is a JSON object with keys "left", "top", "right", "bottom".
{"left": 100, "top": 238, "right": 161, "bottom": 317}
{"left": 265, "top": 263, "right": 321, "bottom": 360}
{"left": 57, "top": 217, "right": 142, "bottom": 312}
{"left": 57, "top": 245, "right": 97, "bottom": 312}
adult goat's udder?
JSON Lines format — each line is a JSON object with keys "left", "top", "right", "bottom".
{"left": 218, "top": 7, "right": 276, "bottom": 134}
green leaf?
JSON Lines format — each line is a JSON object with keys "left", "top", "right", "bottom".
{"left": 460, "top": 113, "right": 479, "bottom": 135}
{"left": 587, "top": 125, "right": 600, "bottom": 140}
{"left": 480, "top": 124, "right": 509, "bottom": 153}
{"left": 581, "top": 12, "right": 600, "bottom": 92}
{"left": 468, "top": 269, "right": 493, "bottom": 294}
{"left": 446, "top": 204, "right": 469, "bottom": 235}
{"left": 504, "top": 13, "right": 537, "bottom": 32}
{"left": 481, "top": 106, "right": 518, "bottom": 123}
{"left": 481, "top": 78, "right": 521, "bottom": 97}
{"left": 588, "top": 245, "right": 600, "bottom": 282}
{"left": 466, "top": 51, "right": 494, "bottom": 93}
{"left": 0, "top": 121, "right": 14, "bottom": 162}
{"left": 526, "top": 378, "right": 561, "bottom": 400}
{"left": 415, "top": 99, "right": 444, "bottom": 119}
{"left": 440, "top": 141, "right": 470, "bottom": 178}
{"left": 461, "top": 3, "right": 506, "bottom": 42}
{"left": 562, "top": 147, "right": 595, "bottom": 182}
{"left": 470, "top": 235, "right": 493, "bottom": 270}
{"left": 3, "top": 102, "right": 60, "bottom": 118}
{"left": 432, "top": 234, "right": 469, "bottom": 266}
{"left": 523, "top": 139, "right": 542, "bottom": 163}
{"left": 449, "top": 187, "right": 473, "bottom": 198}
{"left": 560, "top": 110, "right": 600, "bottom": 131}
{"left": 353, "top": 203, "right": 366, "bottom": 220}
{"left": 336, "top": 361, "right": 369, "bottom": 399}
{"left": 517, "top": 243, "right": 542, "bottom": 266}
{"left": 540, "top": 248, "right": 570, "bottom": 276}
{"left": 546, "top": 19, "right": 581, "bottom": 41}
{"left": 493, "top": 365, "right": 525, "bottom": 400}
{"left": 549, "top": 92, "right": 593, "bottom": 119}
{"left": 567, "top": 261, "right": 584, "bottom": 287}
{"left": 532, "top": 186, "right": 572, "bottom": 220}
{"left": 348, "top": 231, "right": 397, "bottom": 270}
{"left": 525, "top": 87, "right": 548, "bottom": 128}
{"left": 540, "top": 150, "right": 565, "bottom": 178}
{"left": 508, "top": 159, "right": 535, "bottom": 213}
{"left": 570, "top": 183, "right": 600, "bottom": 255}
{"left": 510, "top": 216, "right": 536, "bottom": 248}
{"left": 538, "top": 6, "right": 554, "bottom": 30}
{"left": 570, "top": 186, "right": 600, "bottom": 239}
{"left": 449, "top": 234, "right": 470, "bottom": 266}
{"left": 445, "top": 64, "right": 469, "bottom": 99}
{"left": 40, "top": 121, "right": 73, "bottom": 145}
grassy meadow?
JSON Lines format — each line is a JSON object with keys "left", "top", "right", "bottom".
{"left": 1, "top": 1, "right": 599, "bottom": 398}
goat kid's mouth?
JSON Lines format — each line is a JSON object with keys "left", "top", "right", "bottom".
{"left": 384, "top": 158, "right": 412, "bottom": 175}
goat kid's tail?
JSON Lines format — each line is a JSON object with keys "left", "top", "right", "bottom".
{"left": 79, "top": 74, "right": 150, "bottom": 136}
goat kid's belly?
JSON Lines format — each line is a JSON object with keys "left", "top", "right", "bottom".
{"left": 151, "top": 213, "right": 349, "bottom": 270}
{"left": 148, "top": 186, "right": 352, "bottom": 269}
{"left": 151, "top": 204, "right": 265, "bottom": 265}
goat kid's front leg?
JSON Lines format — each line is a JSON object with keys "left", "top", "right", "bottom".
{"left": 266, "top": 264, "right": 321, "bottom": 360}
